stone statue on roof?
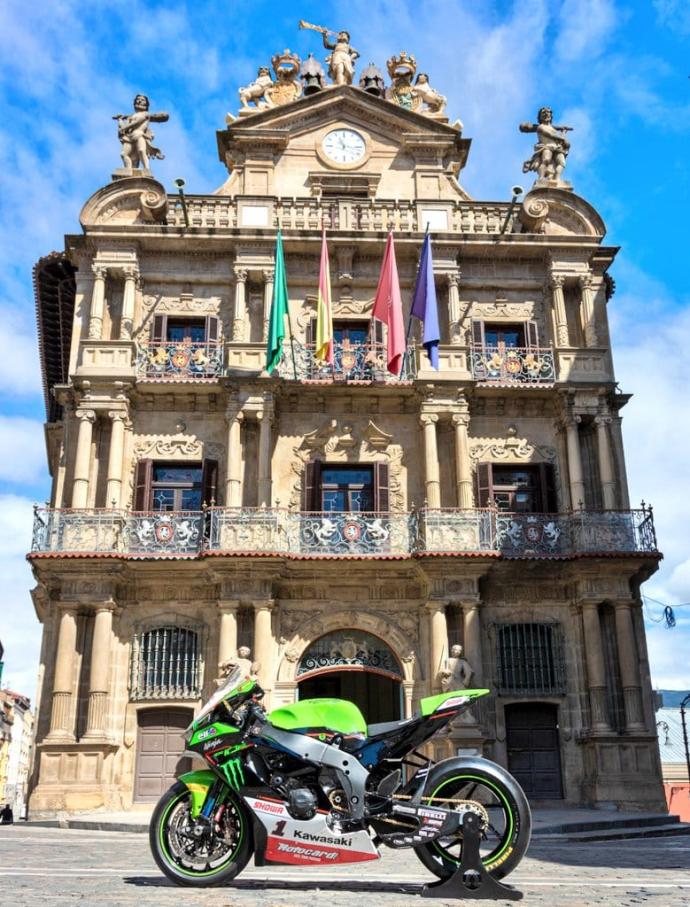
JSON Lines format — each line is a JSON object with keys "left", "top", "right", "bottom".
{"left": 299, "top": 20, "right": 359, "bottom": 85}
{"left": 239, "top": 66, "right": 274, "bottom": 110}
{"left": 520, "top": 107, "right": 573, "bottom": 184}
{"left": 412, "top": 73, "right": 447, "bottom": 115}
{"left": 113, "top": 94, "right": 169, "bottom": 171}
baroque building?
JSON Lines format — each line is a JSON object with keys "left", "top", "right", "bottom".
{"left": 28, "top": 39, "right": 665, "bottom": 814}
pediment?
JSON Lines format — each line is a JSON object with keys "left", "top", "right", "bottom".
{"left": 519, "top": 187, "right": 606, "bottom": 238}
{"left": 80, "top": 176, "right": 168, "bottom": 228}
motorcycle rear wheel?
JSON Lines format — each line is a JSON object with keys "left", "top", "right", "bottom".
{"left": 413, "top": 758, "right": 531, "bottom": 881}
{"left": 150, "top": 781, "right": 252, "bottom": 887}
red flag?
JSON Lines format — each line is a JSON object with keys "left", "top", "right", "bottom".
{"left": 372, "top": 232, "right": 406, "bottom": 375}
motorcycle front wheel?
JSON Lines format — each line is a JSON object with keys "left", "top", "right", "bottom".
{"left": 413, "top": 758, "right": 531, "bottom": 880}
{"left": 150, "top": 781, "right": 252, "bottom": 886}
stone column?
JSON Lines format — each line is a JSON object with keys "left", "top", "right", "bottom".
{"left": 614, "top": 601, "right": 646, "bottom": 732}
{"left": 120, "top": 265, "right": 139, "bottom": 339}
{"left": 579, "top": 273, "right": 598, "bottom": 347}
{"left": 610, "top": 416, "right": 630, "bottom": 509}
{"left": 88, "top": 265, "right": 107, "bottom": 340}
{"left": 462, "top": 601, "right": 483, "bottom": 685}
{"left": 47, "top": 606, "right": 79, "bottom": 739}
{"left": 452, "top": 411, "right": 473, "bottom": 509}
{"left": 83, "top": 603, "right": 115, "bottom": 738}
{"left": 225, "top": 408, "right": 244, "bottom": 507}
{"left": 581, "top": 602, "right": 611, "bottom": 733}
{"left": 595, "top": 414, "right": 616, "bottom": 510}
{"left": 233, "top": 268, "right": 248, "bottom": 342}
{"left": 446, "top": 272, "right": 462, "bottom": 343}
{"left": 421, "top": 413, "right": 441, "bottom": 508}
{"left": 253, "top": 600, "right": 275, "bottom": 693}
{"left": 426, "top": 601, "right": 448, "bottom": 693}
{"left": 257, "top": 407, "right": 273, "bottom": 508}
{"left": 105, "top": 411, "right": 128, "bottom": 508}
{"left": 550, "top": 274, "right": 569, "bottom": 347}
{"left": 564, "top": 415, "right": 585, "bottom": 509}
{"left": 262, "top": 268, "right": 275, "bottom": 343}
{"left": 218, "top": 601, "right": 239, "bottom": 669}
{"left": 71, "top": 409, "right": 97, "bottom": 508}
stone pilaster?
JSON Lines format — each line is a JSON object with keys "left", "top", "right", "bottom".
{"left": 446, "top": 272, "right": 462, "bottom": 342}
{"left": 452, "top": 408, "right": 473, "bottom": 509}
{"left": 614, "top": 600, "right": 646, "bottom": 732}
{"left": 581, "top": 602, "right": 611, "bottom": 733}
{"left": 564, "top": 415, "right": 585, "bottom": 509}
{"left": 105, "top": 411, "right": 128, "bottom": 508}
{"left": 218, "top": 600, "right": 239, "bottom": 670}
{"left": 233, "top": 267, "right": 248, "bottom": 341}
{"left": 225, "top": 407, "right": 244, "bottom": 507}
{"left": 83, "top": 603, "right": 115, "bottom": 739}
{"left": 257, "top": 400, "right": 274, "bottom": 508}
{"left": 595, "top": 414, "right": 616, "bottom": 509}
{"left": 253, "top": 599, "right": 275, "bottom": 694}
{"left": 71, "top": 409, "right": 96, "bottom": 508}
{"left": 462, "top": 601, "right": 483, "bottom": 685}
{"left": 426, "top": 601, "right": 448, "bottom": 693}
{"left": 262, "top": 268, "right": 275, "bottom": 343}
{"left": 421, "top": 413, "right": 441, "bottom": 508}
{"left": 88, "top": 265, "right": 107, "bottom": 340}
{"left": 120, "top": 265, "right": 139, "bottom": 339}
{"left": 46, "top": 606, "right": 79, "bottom": 740}
{"left": 579, "top": 273, "right": 598, "bottom": 347}
{"left": 550, "top": 273, "right": 569, "bottom": 346}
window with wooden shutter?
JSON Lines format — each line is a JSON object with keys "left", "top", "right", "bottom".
{"left": 151, "top": 314, "right": 167, "bottom": 343}
{"left": 302, "top": 460, "right": 322, "bottom": 511}
{"left": 134, "top": 459, "right": 153, "bottom": 511}
{"left": 471, "top": 320, "right": 485, "bottom": 347}
{"left": 539, "top": 463, "right": 558, "bottom": 513}
{"left": 525, "top": 319, "right": 539, "bottom": 348}
{"left": 205, "top": 315, "right": 220, "bottom": 343}
{"left": 374, "top": 462, "right": 389, "bottom": 512}
{"left": 476, "top": 462, "right": 492, "bottom": 507}
{"left": 201, "top": 458, "right": 219, "bottom": 507}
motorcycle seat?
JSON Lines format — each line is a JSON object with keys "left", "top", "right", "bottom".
{"left": 365, "top": 716, "right": 417, "bottom": 739}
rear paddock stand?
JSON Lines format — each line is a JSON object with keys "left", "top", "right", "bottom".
{"left": 421, "top": 812, "right": 523, "bottom": 901}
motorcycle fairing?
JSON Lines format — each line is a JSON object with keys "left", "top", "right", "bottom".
{"left": 177, "top": 769, "right": 216, "bottom": 818}
{"left": 419, "top": 688, "right": 490, "bottom": 716}
{"left": 268, "top": 698, "right": 367, "bottom": 737}
{"left": 246, "top": 795, "right": 379, "bottom": 866}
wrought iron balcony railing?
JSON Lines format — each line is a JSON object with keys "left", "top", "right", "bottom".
{"left": 31, "top": 505, "right": 658, "bottom": 559}
{"left": 470, "top": 345, "right": 556, "bottom": 384}
{"left": 137, "top": 340, "right": 224, "bottom": 379}
{"left": 276, "top": 340, "right": 417, "bottom": 382}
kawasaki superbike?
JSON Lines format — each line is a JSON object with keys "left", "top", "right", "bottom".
{"left": 150, "top": 666, "right": 531, "bottom": 886}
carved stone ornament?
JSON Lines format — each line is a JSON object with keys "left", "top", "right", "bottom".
{"left": 289, "top": 418, "right": 404, "bottom": 510}
{"left": 79, "top": 176, "right": 168, "bottom": 228}
{"left": 132, "top": 434, "right": 224, "bottom": 462}
{"left": 518, "top": 187, "right": 606, "bottom": 237}
{"left": 469, "top": 437, "right": 557, "bottom": 463}
{"left": 142, "top": 294, "right": 222, "bottom": 316}
{"left": 519, "top": 106, "right": 573, "bottom": 186}
{"left": 386, "top": 51, "right": 418, "bottom": 110}
{"left": 238, "top": 50, "right": 303, "bottom": 114}
{"left": 469, "top": 299, "right": 537, "bottom": 320}
{"left": 113, "top": 94, "right": 169, "bottom": 172}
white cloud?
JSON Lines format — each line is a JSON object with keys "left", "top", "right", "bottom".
{"left": 554, "top": 0, "right": 617, "bottom": 62}
{"left": 654, "top": 0, "right": 690, "bottom": 34}
{"left": 0, "top": 417, "right": 46, "bottom": 486}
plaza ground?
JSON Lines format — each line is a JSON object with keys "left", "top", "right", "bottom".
{"left": 0, "top": 824, "right": 688, "bottom": 907}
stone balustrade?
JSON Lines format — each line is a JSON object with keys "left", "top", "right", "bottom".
{"left": 31, "top": 505, "right": 658, "bottom": 559}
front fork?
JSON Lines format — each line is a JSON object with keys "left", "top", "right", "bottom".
{"left": 178, "top": 769, "right": 226, "bottom": 820}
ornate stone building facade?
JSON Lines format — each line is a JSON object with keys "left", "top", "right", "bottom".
{"left": 28, "top": 40, "right": 665, "bottom": 814}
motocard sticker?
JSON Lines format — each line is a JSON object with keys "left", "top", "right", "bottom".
{"left": 435, "top": 696, "right": 469, "bottom": 710}
{"left": 265, "top": 836, "right": 378, "bottom": 865}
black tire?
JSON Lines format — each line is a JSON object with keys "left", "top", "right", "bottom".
{"left": 413, "top": 757, "right": 531, "bottom": 881}
{"left": 149, "top": 781, "right": 252, "bottom": 887}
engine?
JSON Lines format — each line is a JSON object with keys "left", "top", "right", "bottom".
{"left": 286, "top": 787, "right": 317, "bottom": 820}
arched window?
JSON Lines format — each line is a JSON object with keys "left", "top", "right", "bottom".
{"left": 130, "top": 625, "right": 201, "bottom": 700}
{"left": 297, "top": 630, "right": 402, "bottom": 680}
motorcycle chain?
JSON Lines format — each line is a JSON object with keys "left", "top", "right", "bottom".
{"left": 390, "top": 795, "right": 490, "bottom": 829}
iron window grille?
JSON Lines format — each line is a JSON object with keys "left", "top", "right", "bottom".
{"left": 495, "top": 622, "right": 565, "bottom": 696}
{"left": 130, "top": 625, "right": 201, "bottom": 700}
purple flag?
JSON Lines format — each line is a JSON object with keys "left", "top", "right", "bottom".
{"left": 410, "top": 232, "right": 440, "bottom": 369}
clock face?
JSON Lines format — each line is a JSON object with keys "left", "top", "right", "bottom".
{"left": 322, "top": 129, "right": 366, "bottom": 165}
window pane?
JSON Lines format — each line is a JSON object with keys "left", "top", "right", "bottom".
{"left": 167, "top": 321, "right": 206, "bottom": 342}
{"left": 323, "top": 490, "right": 346, "bottom": 511}
{"left": 321, "top": 467, "right": 373, "bottom": 486}
{"left": 181, "top": 488, "right": 203, "bottom": 510}
{"left": 152, "top": 489, "right": 175, "bottom": 511}
{"left": 153, "top": 466, "right": 202, "bottom": 484}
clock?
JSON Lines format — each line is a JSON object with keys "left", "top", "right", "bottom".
{"left": 322, "top": 129, "right": 366, "bottom": 165}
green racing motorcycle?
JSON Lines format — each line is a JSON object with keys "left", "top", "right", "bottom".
{"left": 150, "top": 665, "right": 531, "bottom": 886}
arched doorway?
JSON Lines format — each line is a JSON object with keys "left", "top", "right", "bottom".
{"left": 296, "top": 630, "right": 403, "bottom": 724}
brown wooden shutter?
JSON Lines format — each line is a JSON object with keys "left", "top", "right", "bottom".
{"left": 201, "top": 458, "right": 219, "bottom": 507}
{"left": 152, "top": 314, "right": 167, "bottom": 343}
{"left": 539, "top": 463, "right": 558, "bottom": 513}
{"left": 525, "top": 319, "right": 539, "bottom": 348}
{"left": 306, "top": 317, "right": 315, "bottom": 347}
{"left": 302, "top": 460, "right": 322, "bottom": 511}
{"left": 471, "top": 320, "right": 485, "bottom": 346}
{"left": 374, "top": 463, "right": 389, "bottom": 512}
{"left": 205, "top": 315, "right": 220, "bottom": 343}
{"left": 373, "top": 319, "right": 384, "bottom": 345}
{"left": 476, "top": 462, "right": 493, "bottom": 508}
{"left": 134, "top": 459, "right": 153, "bottom": 511}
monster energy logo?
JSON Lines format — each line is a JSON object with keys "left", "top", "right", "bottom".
{"left": 218, "top": 747, "right": 246, "bottom": 790}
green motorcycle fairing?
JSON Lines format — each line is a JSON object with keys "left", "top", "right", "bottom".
{"left": 177, "top": 769, "right": 217, "bottom": 818}
{"left": 419, "top": 688, "right": 490, "bottom": 717}
{"left": 268, "top": 698, "right": 367, "bottom": 737}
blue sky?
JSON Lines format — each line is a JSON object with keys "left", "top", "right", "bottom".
{"left": 1, "top": 0, "right": 689, "bottom": 695}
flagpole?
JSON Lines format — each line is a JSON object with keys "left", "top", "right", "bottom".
{"left": 401, "top": 222, "right": 430, "bottom": 379}
{"left": 280, "top": 226, "right": 298, "bottom": 381}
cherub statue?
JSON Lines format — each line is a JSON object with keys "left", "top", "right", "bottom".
{"left": 440, "top": 644, "right": 475, "bottom": 691}
{"left": 323, "top": 29, "right": 359, "bottom": 86}
{"left": 413, "top": 73, "right": 447, "bottom": 115}
{"left": 519, "top": 106, "right": 573, "bottom": 183}
{"left": 113, "top": 94, "right": 169, "bottom": 170}
{"left": 239, "top": 66, "right": 274, "bottom": 109}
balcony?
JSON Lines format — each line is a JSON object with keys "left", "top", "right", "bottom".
{"left": 136, "top": 340, "right": 224, "bottom": 380}
{"left": 276, "top": 340, "right": 417, "bottom": 383}
{"left": 31, "top": 505, "right": 658, "bottom": 560}
{"left": 470, "top": 345, "right": 556, "bottom": 385}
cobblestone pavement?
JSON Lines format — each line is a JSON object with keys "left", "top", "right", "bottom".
{"left": 0, "top": 825, "right": 688, "bottom": 907}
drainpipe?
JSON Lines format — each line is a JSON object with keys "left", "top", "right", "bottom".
{"left": 681, "top": 693, "right": 690, "bottom": 786}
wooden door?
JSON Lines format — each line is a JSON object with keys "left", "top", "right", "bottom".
{"left": 134, "top": 707, "right": 193, "bottom": 802}
{"left": 505, "top": 702, "right": 563, "bottom": 799}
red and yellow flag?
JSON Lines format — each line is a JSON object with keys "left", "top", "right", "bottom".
{"left": 315, "top": 227, "right": 333, "bottom": 364}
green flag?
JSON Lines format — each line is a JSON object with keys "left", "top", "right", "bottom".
{"left": 266, "top": 230, "right": 289, "bottom": 373}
